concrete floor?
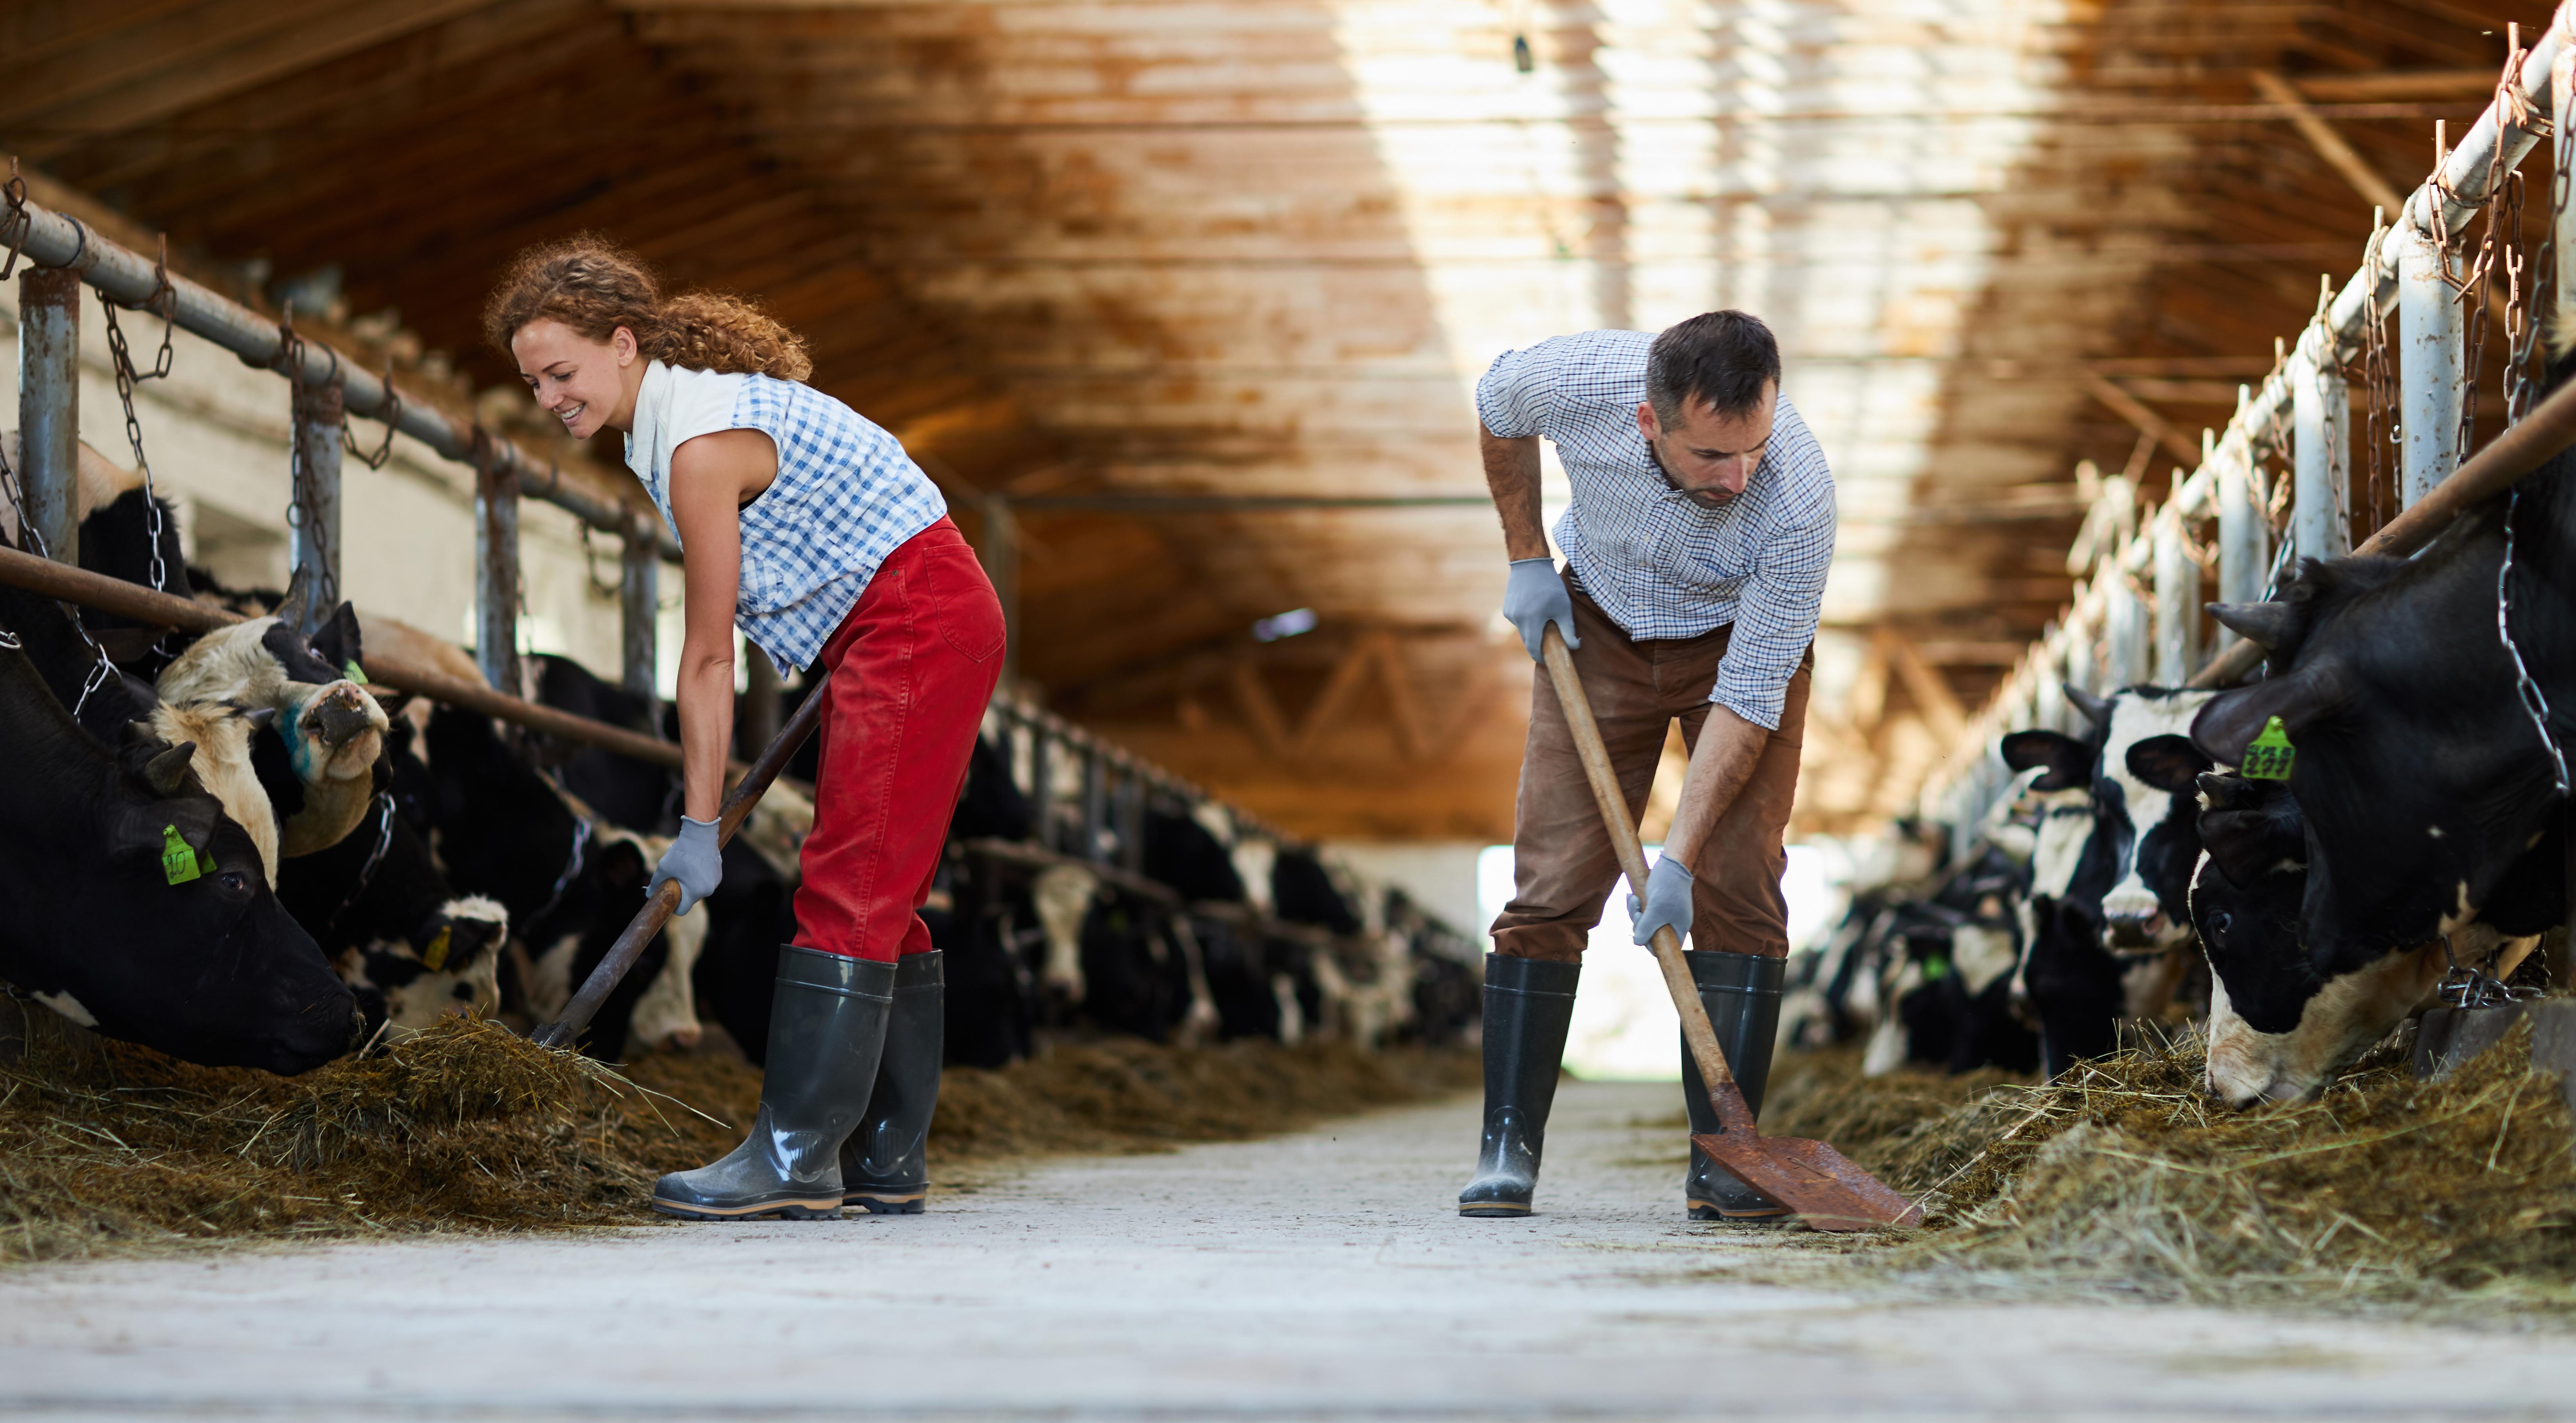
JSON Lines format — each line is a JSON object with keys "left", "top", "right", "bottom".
{"left": 1, "top": 1080, "right": 2570, "bottom": 1422}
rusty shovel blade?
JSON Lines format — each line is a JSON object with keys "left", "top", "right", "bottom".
{"left": 1690, "top": 1132, "right": 1924, "bottom": 1231}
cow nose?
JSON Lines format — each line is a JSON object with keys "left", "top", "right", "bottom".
{"left": 312, "top": 689, "right": 377, "bottom": 749}
{"left": 2104, "top": 910, "right": 2164, "bottom": 948}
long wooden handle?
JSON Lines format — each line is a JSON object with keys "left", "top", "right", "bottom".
{"left": 530, "top": 684, "right": 830, "bottom": 1050}
{"left": 1538, "top": 624, "right": 1756, "bottom": 1136}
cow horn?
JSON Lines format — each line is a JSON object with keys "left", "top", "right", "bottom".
{"left": 2208, "top": 601, "right": 2297, "bottom": 651}
{"left": 2063, "top": 682, "right": 2113, "bottom": 728}
{"left": 239, "top": 706, "right": 279, "bottom": 732}
{"left": 271, "top": 564, "right": 317, "bottom": 635}
{"left": 144, "top": 741, "right": 196, "bottom": 796}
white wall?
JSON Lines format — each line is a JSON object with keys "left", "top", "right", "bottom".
{"left": 0, "top": 285, "right": 670, "bottom": 687}
{"left": 1322, "top": 839, "right": 1487, "bottom": 942}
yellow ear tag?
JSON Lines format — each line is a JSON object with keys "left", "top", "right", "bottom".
{"left": 2241, "top": 716, "right": 2296, "bottom": 781}
{"left": 420, "top": 925, "right": 453, "bottom": 973}
{"left": 161, "top": 825, "right": 206, "bottom": 886}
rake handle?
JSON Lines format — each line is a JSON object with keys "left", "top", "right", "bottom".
{"left": 1538, "top": 625, "right": 1758, "bottom": 1138}
{"left": 530, "top": 682, "right": 829, "bottom": 1051}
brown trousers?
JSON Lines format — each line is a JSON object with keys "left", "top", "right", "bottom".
{"left": 1490, "top": 590, "right": 1812, "bottom": 963}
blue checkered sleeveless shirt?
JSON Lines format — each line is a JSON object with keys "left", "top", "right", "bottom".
{"left": 626, "top": 366, "right": 946, "bottom": 673}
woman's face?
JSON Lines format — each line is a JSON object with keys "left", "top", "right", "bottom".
{"left": 512, "top": 319, "right": 640, "bottom": 439}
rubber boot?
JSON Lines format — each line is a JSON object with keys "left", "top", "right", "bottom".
{"left": 1681, "top": 949, "right": 1789, "bottom": 1223}
{"left": 841, "top": 950, "right": 943, "bottom": 1213}
{"left": 652, "top": 947, "right": 895, "bottom": 1220}
{"left": 1457, "top": 954, "right": 1581, "bottom": 1216}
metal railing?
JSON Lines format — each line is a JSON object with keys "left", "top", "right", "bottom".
{"left": 1917, "top": 11, "right": 2576, "bottom": 841}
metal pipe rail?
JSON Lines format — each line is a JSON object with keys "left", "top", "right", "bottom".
{"left": 0, "top": 192, "right": 677, "bottom": 561}
{"left": 1920, "top": 8, "right": 2576, "bottom": 832}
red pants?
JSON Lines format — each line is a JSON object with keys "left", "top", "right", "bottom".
{"left": 790, "top": 517, "right": 1006, "bottom": 961}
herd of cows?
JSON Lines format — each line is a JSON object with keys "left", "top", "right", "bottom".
{"left": 0, "top": 462, "right": 1483, "bottom": 1078}
{"left": 1790, "top": 433, "right": 2576, "bottom": 1105}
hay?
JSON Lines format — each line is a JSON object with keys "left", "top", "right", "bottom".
{"left": 1780, "top": 1025, "right": 2576, "bottom": 1310}
{"left": 0, "top": 1000, "right": 1474, "bottom": 1266}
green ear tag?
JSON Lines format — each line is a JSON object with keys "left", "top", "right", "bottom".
{"left": 161, "top": 825, "right": 205, "bottom": 886}
{"left": 2241, "top": 716, "right": 2297, "bottom": 781}
{"left": 343, "top": 660, "right": 368, "bottom": 684}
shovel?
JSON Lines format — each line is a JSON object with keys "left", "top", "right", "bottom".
{"left": 531, "top": 688, "right": 828, "bottom": 1051}
{"left": 1538, "top": 624, "right": 1921, "bottom": 1231}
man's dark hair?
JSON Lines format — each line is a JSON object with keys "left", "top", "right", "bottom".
{"left": 1645, "top": 311, "right": 1781, "bottom": 426}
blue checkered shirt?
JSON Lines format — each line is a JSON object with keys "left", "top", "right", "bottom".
{"left": 629, "top": 372, "right": 947, "bottom": 674}
{"left": 1476, "top": 329, "right": 1836, "bottom": 730}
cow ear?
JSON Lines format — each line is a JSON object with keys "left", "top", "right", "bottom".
{"left": 2126, "top": 734, "right": 2212, "bottom": 794}
{"left": 2208, "top": 601, "right": 2300, "bottom": 652}
{"left": 142, "top": 741, "right": 196, "bottom": 797}
{"left": 2063, "top": 682, "right": 2113, "bottom": 729}
{"left": 270, "top": 564, "right": 316, "bottom": 634}
{"left": 309, "top": 601, "right": 362, "bottom": 671}
{"left": 2191, "top": 659, "right": 2350, "bottom": 765}
{"left": 2000, "top": 729, "right": 2095, "bottom": 791}
{"left": 2195, "top": 770, "right": 2247, "bottom": 810}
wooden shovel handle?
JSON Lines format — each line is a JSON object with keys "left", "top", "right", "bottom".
{"left": 1538, "top": 624, "right": 1757, "bottom": 1137}
{"left": 530, "top": 682, "right": 830, "bottom": 1050}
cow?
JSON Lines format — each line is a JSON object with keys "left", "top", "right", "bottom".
{"left": 2192, "top": 504, "right": 2575, "bottom": 988}
{"left": 1857, "top": 841, "right": 2036, "bottom": 1076}
{"left": 2190, "top": 769, "right": 2548, "bottom": 1105}
{"left": 0, "top": 639, "right": 359, "bottom": 1073}
{"left": 274, "top": 792, "right": 510, "bottom": 1038}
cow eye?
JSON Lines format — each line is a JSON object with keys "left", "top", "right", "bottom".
{"left": 2208, "top": 912, "right": 2232, "bottom": 937}
{"left": 217, "top": 870, "right": 251, "bottom": 899}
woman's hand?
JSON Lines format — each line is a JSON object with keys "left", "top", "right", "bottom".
{"left": 667, "top": 428, "right": 780, "bottom": 822}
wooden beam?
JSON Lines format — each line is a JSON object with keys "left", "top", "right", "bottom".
{"left": 2079, "top": 370, "right": 2204, "bottom": 469}
{"left": 1372, "top": 633, "right": 1432, "bottom": 761}
{"left": 1229, "top": 661, "right": 1291, "bottom": 757}
{"left": 2288, "top": 69, "right": 2499, "bottom": 103}
{"left": 1292, "top": 637, "right": 1380, "bottom": 755}
{"left": 2250, "top": 71, "right": 2409, "bottom": 218}
{"left": 1874, "top": 629, "right": 1968, "bottom": 747}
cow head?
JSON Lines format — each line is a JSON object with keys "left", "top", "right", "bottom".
{"left": 2089, "top": 689, "right": 2215, "bottom": 951}
{"left": 338, "top": 896, "right": 509, "bottom": 1036}
{"left": 2191, "top": 513, "right": 2569, "bottom": 977}
{"left": 0, "top": 651, "right": 357, "bottom": 1075}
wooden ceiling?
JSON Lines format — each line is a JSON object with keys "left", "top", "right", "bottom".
{"left": 5, "top": 0, "right": 2553, "bottom": 839}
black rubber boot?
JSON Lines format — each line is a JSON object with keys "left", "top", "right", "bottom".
{"left": 1681, "top": 949, "right": 1789, "bottom": 1223}
{"left": 652, "top": 947, "right": 895, "bottom": 1221}
{"left": 841, "top": 950, "right": 943, "bottom": 1213}
{"left": 1457, "top": 954, "right": 1580, "bottom": 1217}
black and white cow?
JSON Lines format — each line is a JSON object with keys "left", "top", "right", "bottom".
{"left": 274, "top": 794, "right": 509, "bottom": 1038}
{"left": 0, "top": 639, "right": 359, "bottom": 1073}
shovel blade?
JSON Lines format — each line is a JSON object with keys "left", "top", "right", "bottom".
{"left": 1691, "top": 1132, "right": 1922, "bottom": 1231}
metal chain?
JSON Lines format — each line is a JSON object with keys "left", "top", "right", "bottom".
{"left": 96, "top": 245, "right": 179, "bottom": 598}
{"left": 0, "top": 159, "right": 29, "bottom": 283}
{"left": 343, "top": 362, "right": 400, "bottom": 471}
{"left": 2439, "top": 932, "right": 2540, "bottom": 1010}
{"left": 576, "top": 518, "right": 627, "bottom": 599}
{"left": 320, "top": 793, "right": 398, "bottom": 935}
{"left": 2359, "top": 221, "right": 2400, "bottom": 537}
{"left": 2497, "top": 486, "right": 2569, "bottom": 797}
{"left": 0, "top": 419, "right": 39, "bottom": 557}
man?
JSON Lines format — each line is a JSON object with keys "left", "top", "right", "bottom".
{"left": 1459, "top": 311, "right": 1834, "bottom": 1222}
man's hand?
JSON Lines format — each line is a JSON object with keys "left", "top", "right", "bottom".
{"left": 1503, "top": 557, "right": 1580, "bottom": 661}
{"left": 651, "top": 816, "right": 723, "bottom": 916}
{"left": 1628, "top": 856, "right": 1694, "bottom": 948}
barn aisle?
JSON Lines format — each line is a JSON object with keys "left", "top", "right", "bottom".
{"left": 0, "top": 1082, "right": 2568, "bottom": 1421}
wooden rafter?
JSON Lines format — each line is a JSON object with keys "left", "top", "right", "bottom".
{"left": 2250, "top": 71, "right": 2410, "bottom": 217}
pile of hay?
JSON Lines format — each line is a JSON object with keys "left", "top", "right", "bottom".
{"left": 1803, "top": 1025, "right": 2576, "bottom": 1308}
{"left": 0, "top": 1000, "right": 1474, "bottom": 1266}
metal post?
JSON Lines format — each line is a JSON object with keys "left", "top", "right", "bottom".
{"left": 289, "top": 377, "right": 343, "bottom": 612}
{"left": 619, "top": 508, "right": 658, "bottom": 701}
{"left": 740, "top": 653, "right": 780, "bottom": 756}
{"left": 2103, "top": 574, "right": 2140, "bottom": 690}
{"left": 16, "top": 268, "right": 79, "bottom": 565}
{"left": 2215, "top": 423, "right": 2265, "bottom": 609}
{"left": 981, "top": 492, "right": 1020, "bottom": 686}
{"left": 2397, "top": 227, "right": 2464, "bottom": 508}
{"left": 2152, "top": 517, "right": 2198, "bottom": 686}
{"left": 474, "top": 447, "right": 522, "bottom": 697}
{"left": 1117, "top": 763, "right": 1145, "bottom": 874}
{"left": 2292, "top": 346, "right": 2351, "bottom": 562}
{"left": 1081, "top": 745, "right": 1107, "bottom": 864}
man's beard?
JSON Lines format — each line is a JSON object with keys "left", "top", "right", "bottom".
{"left": 1648, "top": 441, "right": 1739, "bottom": 508}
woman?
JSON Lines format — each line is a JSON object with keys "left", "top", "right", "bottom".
{"left": 486, "top": 237, "right": 1005, "bottom": 1220}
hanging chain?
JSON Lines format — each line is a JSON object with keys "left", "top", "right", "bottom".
{"left": 2497, "top": 486, "right": 2568, "bottom": 798}
{"left": 344, "top": 362, "right": 401, "bottom": 470}
{"left": 0, "top": 159, "right": 30, "bottom": 283}
{"left": 577, "top": 518, "right": 627, "bottom": 599}
{"left": 2359, "top": 221, "right": 2400, "bottom": 538}
{"left": 96, "top": 237, "right": 179, "bottom": 598}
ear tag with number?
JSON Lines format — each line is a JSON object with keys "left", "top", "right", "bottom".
{"left": 2241, "top": 716, "right": 2297, "bottom": 781}
{"left": 420, "top": 925, "right": 454, "bottom": 973}
{"left": 161, "top": 825, "right": 208, "bottom": 886}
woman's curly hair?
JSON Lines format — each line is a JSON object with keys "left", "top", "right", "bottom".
{"left": 482, "top": 234, "right": 812, "bottom": 382}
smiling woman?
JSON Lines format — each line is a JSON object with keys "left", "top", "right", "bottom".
{"left": 482, "top": 237, "right": 1006, "bottom": 1223}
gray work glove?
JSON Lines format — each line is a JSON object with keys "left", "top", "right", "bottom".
{"left": 650, "top": 816, "right": 723, "bottom": 916}
{"left": 1627, "top": 856, "right": 1694, "bottom": 949}
{"left": 1503, "top": 556, "right": 1580, "bottom": 661}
